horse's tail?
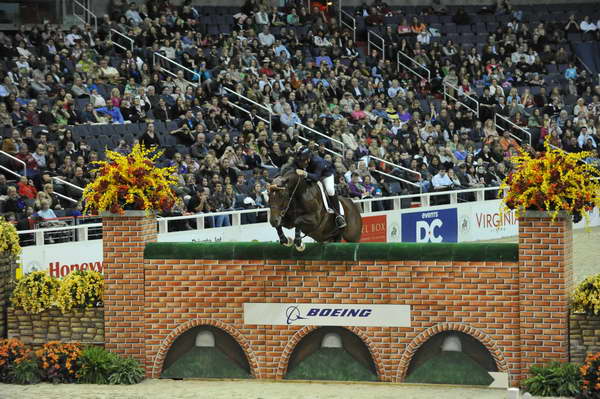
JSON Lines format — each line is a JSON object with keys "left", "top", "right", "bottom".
{"left": 339, "top": 197, "right": 363, "bottom": 242}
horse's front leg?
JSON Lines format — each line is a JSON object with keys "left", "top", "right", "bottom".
{"left": 294, "top": 228, "right": 305, "bottom": 252}
{"left": 276, "top": 226, "right": 293, "bottom": 247}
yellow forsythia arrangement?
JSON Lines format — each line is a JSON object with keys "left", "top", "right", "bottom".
{"left": 11, "top": 270, "right": 103, "bottom": 314}
{"left": 11, "top": 271, "right": 60, "bottom": 314}
{"left": 572, "top": 274, "right": 600, "bottom": 315}
{"left": 56, "top": 270, "right": 103, "bottom": 313}
{"left": 500, "top": 136, "right": 600, "bottom": 223}
{"left": 82, "top": 143, "right": 177, "bottom": 215}
{"left": 0, "top": 217, "right": 21, "bottom": 258}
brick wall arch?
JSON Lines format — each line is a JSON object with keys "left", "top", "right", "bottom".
{"left": 149, "top": 319, "right": 261, "bottom": 379}
{"left": 396, "top": 322, "right": 509, "bottom": 382}
{"left": 275, "top": 326, "right": 386, "bottom": 381}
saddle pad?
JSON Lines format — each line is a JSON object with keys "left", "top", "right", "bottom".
{"left": 316, "top": 181, "right": 344, "bottom": 216}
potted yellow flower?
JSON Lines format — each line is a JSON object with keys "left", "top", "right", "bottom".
{"left": 0, "top": 217, "right": 21, "bottom": 260}
{"left": 500, "top": 136, "right": 600, "bottom": 224}
{"left": 82, "top": 144, "right": 177, "bottom": 215}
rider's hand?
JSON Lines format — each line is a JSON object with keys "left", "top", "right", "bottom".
{"left": 296, "top": 169, "right": 306, "bottom": 177}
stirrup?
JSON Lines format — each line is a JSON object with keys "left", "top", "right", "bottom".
{"left": 335, "top": 215, "right": 347, "bottom": 229}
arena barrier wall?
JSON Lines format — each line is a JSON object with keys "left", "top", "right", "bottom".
{"left": 102, "top": 211, "right": 572, "bottom": 386}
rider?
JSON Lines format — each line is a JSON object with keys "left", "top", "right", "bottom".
{"left": 294, "top": 146, "right": 347, "bottom": 229}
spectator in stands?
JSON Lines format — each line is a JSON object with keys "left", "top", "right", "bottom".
{"left": 140, "top": 124, "right": 161, "bottom": 148}
{"left": 432, "top": 168, "right": 454, "bottom": 191}
{"left": 17, "top": 176, "right": 37, "bottom": 200}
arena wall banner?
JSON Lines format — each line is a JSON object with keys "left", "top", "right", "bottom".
{"left": 360, "top": 215, "right": 387, "bottom": 242}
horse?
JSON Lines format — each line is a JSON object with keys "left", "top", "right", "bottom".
{"left": 268, "top": 171, "right": 362, "bottom": 250}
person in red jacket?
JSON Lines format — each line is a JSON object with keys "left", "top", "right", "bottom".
{"left": 17, "top": 176, "right": 37, "bottom": 200}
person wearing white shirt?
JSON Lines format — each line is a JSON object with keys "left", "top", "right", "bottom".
{"left": 15, "top": 57, "right": 30, "bottom": 72}
{"left": 258, "top": 27, "right": 275, "bottom": 47}
{"left": 313, "top": 32, "right": 332, "bottom": 47}
{"left": 578, "top": 127, "right": 597, "bottom": 148}
{"left": 511, "top": 46, "right": 525, "bottom": 63}
{"left": 65, "top": 27, "right": 82, "bottom": 47}
{"left": 580, "top": 16, "right": 597, "bottom": 32}
{"left": 36, "top": 200, "right": 57, "bottom": 220}
{"left": 125, "top": 3, "right": 144, "bottom": 25}
{"left": 387, "top": 80, "right": 405, "bottom": 98}
{"left": 254, "top": 7, "right": 269, "bottom": 27}
{"left": 280, "top": 104, "right": 301, "bottom": 128}
{"left": 489, "top": 80, "right": 505, "bottom": 97}
{"left": 432, "top": 169, "right": 454, "bottom": 191}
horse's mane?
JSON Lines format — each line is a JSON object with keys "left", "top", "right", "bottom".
{"left": 273, "top": 170, "right": 312, "bottom": 195}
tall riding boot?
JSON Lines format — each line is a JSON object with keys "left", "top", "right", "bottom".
{"left": 328, "top": 195, "right": 347, "bottom": 229}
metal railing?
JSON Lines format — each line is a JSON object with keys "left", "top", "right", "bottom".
{"left": 367, "top": 30, "right": 385, "bottom": 60}
{"left": 292, "top": 122, "right": 420, "bottom": 191}
{"left": 224, "top": 87, "right": 273, "bottom": 131}
{"left": 17, "top": 186, "right": 502, "bottom": 246}
{"left": 0, "top": 165, "right": 21, "bottom": 179}
{"left": 72, "top": 0, "right": 97, "bottom": 32}
{"left": 54, "top": 192, "right": 79, "bottom": 204}
{"left": 153, "top": 52, "right": 198, "bottom": 88}
{"left": 397, "top": 50, "right": 431, "bottom": 82}
{"left": 369, "top": 155, "right": 422, "bottom": 192}
{"left": 340, "top": 10, "right": 356, "bottom": 42}
{"left": 109, "top": 29, "right": 134, "bottom": 53}
{"left": 494, "top": 113, "right": 532, "bottom": 145}
{"left": 227, "top": 101, "right": 270, "bottom": 125}
{"left": 52, "top": 177, "right": 84, "bottom": 192}
{"left": 295, "top": 122, "right": 345, "bottom": 150}
{"left": 443, "top": 81, "right": 480, "bottom": 117}
{"left": 0, "top": 150, "right": 26, "bottom": 177}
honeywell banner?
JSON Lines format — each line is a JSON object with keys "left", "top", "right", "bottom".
{"left": 243, "top": 303, "right": 411, "bottom": 327}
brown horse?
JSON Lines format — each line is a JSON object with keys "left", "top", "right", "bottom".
{"left": 268, "top": 171, "right": 362, "bottom": 250}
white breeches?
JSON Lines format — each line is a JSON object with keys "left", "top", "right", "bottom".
{"left": 322, "top": 175, "right": 335, "bottom": 196}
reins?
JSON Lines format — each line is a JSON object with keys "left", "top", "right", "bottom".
{"left": 279, "top": 176, "right": 302, "bottom": 219}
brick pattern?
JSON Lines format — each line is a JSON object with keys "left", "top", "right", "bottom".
{"left": 101, "top": 213, "right": 572, "bottom": 386}
{"left": 144, "top": 259, "right": 519, "bottom": 383}
{"left": 7, "top": 306, "right": 104, "bottom": 344}
{"left": 103, "top": 214, "right": 156, "bottom": 364}
{"left": 570, "top": 313, "right": 600, "bottom": 364}
{"left": 518, "top": 213, "right": 573, "bottom": 383}
{"left": 0, "top": 257, "right": 12, "bottom": 338}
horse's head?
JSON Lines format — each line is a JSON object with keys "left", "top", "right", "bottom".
{"left": 268, "top": 176, "right": 291, "bottom": 227}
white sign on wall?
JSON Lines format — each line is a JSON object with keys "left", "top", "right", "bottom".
{"left": 243, "top": 303, "right": 411, "bottom": 327}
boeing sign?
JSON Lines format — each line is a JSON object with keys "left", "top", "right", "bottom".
{"left": 244, "top": 303, "right": 411, "bottom": 327}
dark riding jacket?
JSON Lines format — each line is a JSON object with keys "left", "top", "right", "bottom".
{"left": 294, "top": 154, "right": 334, "bottom": 182}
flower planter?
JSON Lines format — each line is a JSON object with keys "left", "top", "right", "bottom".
{"left": 569, "top": 312, "right": 600, "bottom": 364}
{"left": 0, "top": 256, "right": 16, "bottom": 338}
{"left": 7, "top": 306, "right": 104, "bottom": 345}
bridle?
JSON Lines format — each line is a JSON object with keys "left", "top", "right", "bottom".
{"left": 271, "top": 176, "right": 302, "bottom": 220}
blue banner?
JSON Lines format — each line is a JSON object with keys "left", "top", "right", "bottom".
{"left": 401, "top": 208, "right": 458, "bottom": 243}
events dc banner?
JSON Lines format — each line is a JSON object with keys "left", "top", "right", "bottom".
{"left": 401, "top": 208, "right": 458, "bottom": 243}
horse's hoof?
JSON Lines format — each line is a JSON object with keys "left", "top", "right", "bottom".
{"left": 295, "top": 242, "right": 305, "bottom": 252}
{"left": 282, "top": 236, "right": 293, "bottom": 247}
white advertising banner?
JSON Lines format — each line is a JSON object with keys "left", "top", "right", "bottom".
{"left": 243, "top": 303, "right": 411, "bottom": 327}
{"left": 458, "top": 200, "right": 518, "bottom": 242}
{"left": 21, "top": 241, "right": 103, "bottom": 277}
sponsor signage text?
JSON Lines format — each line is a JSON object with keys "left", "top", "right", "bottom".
{"left": 243, "top": 303, "right": 411, "bottom": 327}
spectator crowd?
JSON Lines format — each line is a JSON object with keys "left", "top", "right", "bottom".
{"left": 1, "top": 0, "right": 599, "bottom": 236}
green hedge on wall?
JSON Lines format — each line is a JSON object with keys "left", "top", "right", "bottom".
{"left": 144, "top": 242, "right": 518, "bottom": 262}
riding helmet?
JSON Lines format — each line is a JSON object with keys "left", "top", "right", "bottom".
{"left": 296, "top": 146, "right": 311, "bottom": 161}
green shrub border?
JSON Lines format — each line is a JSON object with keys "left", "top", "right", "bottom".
{"left": 144, "top": 242, "right": 518, "bottom": 262}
